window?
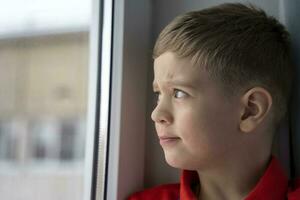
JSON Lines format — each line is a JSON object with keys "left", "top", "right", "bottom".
{"left": 0, "top": 0, "right": 110, "bottom": 199}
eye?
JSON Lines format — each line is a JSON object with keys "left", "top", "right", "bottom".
{"left": 174, "top": 89, "right": 188, "bottom": 98}
{"left": 154, "top": 91, "right": 161, "bottom": 102}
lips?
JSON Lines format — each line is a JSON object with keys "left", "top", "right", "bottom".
{"left": 158, "top": 135, "right": 180, "bottom": 146}
{"left": 159, "top": 136, "right": 180, "bottom": 140}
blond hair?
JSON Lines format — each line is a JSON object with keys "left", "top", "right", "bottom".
{"left": 153, "top": 3, "right": 293, "bottom": 124}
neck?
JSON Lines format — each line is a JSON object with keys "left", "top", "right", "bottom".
{"left": 196, "top": 152, "right": 272, "bottom": 200}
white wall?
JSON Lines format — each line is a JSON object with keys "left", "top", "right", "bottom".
{"left": 284, "top": 0, "right": 300, "bottom": 178}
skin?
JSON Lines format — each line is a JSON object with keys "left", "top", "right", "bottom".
{"left": 151, "top": 51, "right": 274, "bottom": 200}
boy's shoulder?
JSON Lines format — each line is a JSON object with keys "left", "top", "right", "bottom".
{"left": 288, "top": 178, "right": 300, "bottom": 200}
{"left": 126, "top": 178, "right": 300, "bottom": 200}
{"left": 126, "top": 175, "right": 300, "bottom": 200}
{"left": 127, "top": 183, "right": 180, "bottom": 200}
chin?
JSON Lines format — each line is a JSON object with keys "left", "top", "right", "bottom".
{"left": 164, "top": 151, "right": 209, "bottom": 171}
{"left": 164, "top": 152, "right": 192, "bottom": 170}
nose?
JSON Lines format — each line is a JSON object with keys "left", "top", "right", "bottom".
{"left": 151, "top": 101, "right": 173, "bottom": 125}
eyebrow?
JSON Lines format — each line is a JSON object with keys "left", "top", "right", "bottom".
{"left": 152, "top": 80, "right": 197, "bottom": 90}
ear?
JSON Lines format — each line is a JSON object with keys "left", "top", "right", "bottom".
{"left": 239, "top": 87, "right": 272, "bottom": 133}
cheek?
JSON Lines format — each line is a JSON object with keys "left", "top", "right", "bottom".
{"left": 176, "top": 103, "right": 235, "bottom": 151}
{"left": 177, "top": 104, "right": 216, "bottom": 131}
{"left": 175, "top": 107, "right": 213, "bottom": 143}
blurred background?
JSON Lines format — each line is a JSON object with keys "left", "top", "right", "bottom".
{"left": 0, "top": 0, "right": 91, "bottom": 199}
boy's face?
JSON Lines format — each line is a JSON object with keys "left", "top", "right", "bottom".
{"left": 152, "top": 52, "right": 242, "bottom": 171}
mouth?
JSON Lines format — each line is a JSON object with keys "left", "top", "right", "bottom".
{"left": 159, "top": 136, "right": 180, "bottom": 146}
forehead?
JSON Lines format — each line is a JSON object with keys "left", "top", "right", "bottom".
{"left": 153, "top": 52, "right": 208, "bottom": 87}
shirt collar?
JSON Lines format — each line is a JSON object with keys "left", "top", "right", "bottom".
{"left": 179, "top": 156, "right": 288, "bottom": 200}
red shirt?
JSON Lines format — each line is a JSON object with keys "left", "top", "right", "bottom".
{"left": 128, "top": 157, "right": 300, "bottom": 200}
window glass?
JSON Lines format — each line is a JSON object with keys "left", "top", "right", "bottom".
{"left": 0, "top": 1, "right": 93, "bottom": 199}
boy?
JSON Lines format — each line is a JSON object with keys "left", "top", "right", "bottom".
{"left": 128, "top": 3, "right": 300, "bottom": 200}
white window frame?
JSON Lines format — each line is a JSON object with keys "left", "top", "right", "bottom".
{"left": 84, "top": 0, "right": 151, "bottom": 199}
